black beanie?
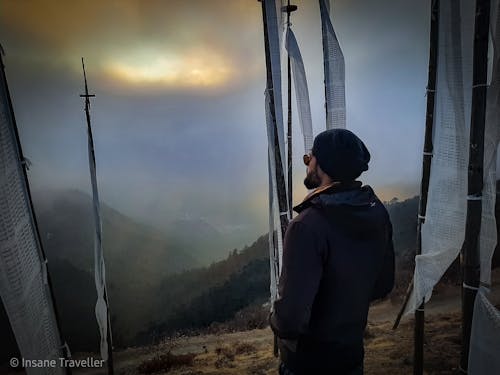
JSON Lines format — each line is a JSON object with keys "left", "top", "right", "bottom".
{"left": 312, "top": 129, "right": 370, "bottom": 181}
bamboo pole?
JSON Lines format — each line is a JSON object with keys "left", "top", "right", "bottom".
{"left": 460, "top": 0, "right": 490, "bottom": 371}
{"left": 80, "top": 59, "right": 114, "bottom": 375}
{"left": 0, "top": 46, "right": 71, "bottom": 374}
{"left": 320, "top": 0, "right": 329, "bottom": 128}
{"left": 392, "top": 4, "right": 440, "bottom": 350}
{"left": 286, "top": 0, "right": 293, "bottom": 219}
{"left": 413, "top": 1, "right": 440, "bottom": 374}
{"left": 392, "top": 279, "right": 413, "bottom": 330}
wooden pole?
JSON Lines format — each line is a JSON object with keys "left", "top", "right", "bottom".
{"left": 284, "top": 3, "right": 298, "bottom": 219}
{"left": 259, "top": 0, "right": 290, "bottom": 357}
{"left": 320, "top": 0, "right": 329, "bottom": 128}
{"left": 80, "top": 59, "right": 114, "bottom": 375}
{"left": 392, "top": 3, "right": 439, "bottom": 349}
{"left": 286, "top": 0, "right": 293, "bottom": 219}
{"left": 392, "top": 279, "right": 413, "bottom": 330}
{"left": 414, "top": 1, "right": 440, "bottom": 374}
{"left": 460, "top": 0, "right": 490, "bottom": 371}
{"left": 0, "top": 46, "right": 71, "bottom": 374}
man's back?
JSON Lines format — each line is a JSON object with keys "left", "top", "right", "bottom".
{"left": 270, "top": 182, "right": 395, "bottom": 374}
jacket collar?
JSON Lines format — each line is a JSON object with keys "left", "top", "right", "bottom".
{"left": 293, "top": 181, "right": 362, "bottom": 213}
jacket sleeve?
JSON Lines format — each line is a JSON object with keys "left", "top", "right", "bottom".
{"left": 269, "top": 220, "right": 324, "bottom": 339}
{"left": 371, "top": 221, "right": 395, "bottom": 301}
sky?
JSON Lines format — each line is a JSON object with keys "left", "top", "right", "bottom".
{"left": 0, "top": 0, "right": 430, "bottom": 247}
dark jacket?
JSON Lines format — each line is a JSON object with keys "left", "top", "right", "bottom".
{"left": 270, "top": 182, "right": 395, "bottom": 374}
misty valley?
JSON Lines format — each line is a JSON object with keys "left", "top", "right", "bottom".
{"left": 1, "top": 185, "right": 499, "bottom": 366}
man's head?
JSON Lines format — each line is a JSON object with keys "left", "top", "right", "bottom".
{"left": 303, "top": 129, "right": 370, "bottom": 189}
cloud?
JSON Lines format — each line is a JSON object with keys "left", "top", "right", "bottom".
{"left": 2, "top": 0, "right": 432, "bottom": 250}
{"left": 101, "top": 46, "right": 235, "bottom": 89}
{"left": 0, "top": 0, "right": 264, "bottom": 90}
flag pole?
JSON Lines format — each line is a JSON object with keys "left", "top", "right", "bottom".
{"left": 80, "top": 58, "right": 114, "bottom": 375}
{"left": 319, "top": 0, "right": 329, "bottom": 128}
{"left": 460, "top": 0, "right": 490, "bottom": 371}
{"left": 285, "top": 1, "right": 297, "bottom": 219}
{"left": 413, "top": 1, "right": 440, "bottom": 374}
{"left": 392, "top": 5, "right": 439, "bottom": 354}
{"left": 259, "top": 0, "right": 290, "bottom": 357}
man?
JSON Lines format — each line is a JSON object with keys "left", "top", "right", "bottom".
{"left": 270, "top": 129, "right": 395, "bottom": 374}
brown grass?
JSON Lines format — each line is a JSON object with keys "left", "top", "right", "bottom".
{"left": 233, "top": 341, "right": 258, "bottom": 355}
{"left": 137, "top": 351, "right": 196, "bottom": 374}
{"left": 74, "top": 275, "right": 500, "bottom": 375}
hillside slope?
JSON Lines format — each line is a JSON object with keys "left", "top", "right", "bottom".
{"left": 2, "top": 189, "right": 498, "bottom": 360}
{"left": 66, "top": 277, "right": 500, "bottom": 375}
{"left": 33, "top": 189, "right": 198, "bottom": 278}
{"left": 142, "top": 196, "right": 422, "bottom": 342}
{"left": 1, "top": 189, "right": 200, "bottom": 356}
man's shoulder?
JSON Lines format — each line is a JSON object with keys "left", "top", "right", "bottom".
{"left": 290, "top": 205, "right": 328, "bottom": 230}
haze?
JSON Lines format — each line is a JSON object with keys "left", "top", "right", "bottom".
{"left": 0, "top": 0, "right": 428, "bottom": 249}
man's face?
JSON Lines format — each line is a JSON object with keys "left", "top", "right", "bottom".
{"left": 303, "top": 154, "right": 321, "bottom": 189}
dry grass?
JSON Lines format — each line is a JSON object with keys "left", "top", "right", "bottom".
{"left": 363, "top": 312, "right": 463, "bottom": 375}
{"left": 214, "top": 345, "right": 236, "bottom": 369}
{"left": 233, "top": 342, "right": 258, "bottom": 355}
{"left": 137, "top": 352, "right": 196, "bottom": 374}
{"left": 74, "top": 276, "right": 500, "bottom": 375}
{"left": 72, "top": 311, "right": 464, "bottom": 374}
{"left": 211, "top": 341, "right": 259, "bottom": 370}
{"left": 76, "top": 313, "right": 465, "bottom": 375}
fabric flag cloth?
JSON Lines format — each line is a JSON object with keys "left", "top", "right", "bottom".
{"left": 405, "top": 0, "right": 474, "bottom": 315}
{"left": 468, "top": 0, "right": 500, "bottom": 372}
{"left": 469, "top": 288, "right": 500, "bottom": 373}
{"left": 285, "top": 27, "right": 314, "bottom": 153}
{"left": 265, "top": 89, "right": 287, "bottom": 303}
{"left": 88, "top": 134, "right": 110, "bottom": 362}
{"left": 265, "top": 0, "right": 286, "bottom": 172}
{"left": 476, "top": 0, "right": 500, "bottom": 289}
{"left": 267, "top": 154, "right": 280, "bottom": 304}
{"left": 319, "top": 0, "right": 346, "bottom": 130}
{"left": 84, "top": 95, "right": 111, "bottom": 361}
{"left": 0, "top": 52, "right": 66, "bottom": 374}
{"left": 263, "top": 0, "right": 289, "bottom": 304}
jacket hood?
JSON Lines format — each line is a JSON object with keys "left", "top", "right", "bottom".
{"left": 295, "top": 183, "right": 385, "bottom": 238}
{"left": 312, "top": 185, "right": 377, "bottom": 209}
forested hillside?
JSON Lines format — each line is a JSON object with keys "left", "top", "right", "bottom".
{"left": 2, "top": 188, "right": 498, "bottom": 362}
{"left": 142, "top": 196, "right": 423, "bottom": 341}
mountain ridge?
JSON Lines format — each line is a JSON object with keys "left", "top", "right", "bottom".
{"left": 2, "top": 187, "right": 498, "bottom": 361}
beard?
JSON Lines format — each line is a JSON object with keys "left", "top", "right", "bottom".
{"left": 304, "top": 169, "right": 321, "bottom": 189}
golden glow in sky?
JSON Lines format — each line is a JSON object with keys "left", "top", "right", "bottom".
{"left": 103, "top": 48, "right": 234, "bottom": 88}
{"left": 0, "top": 1, "right": 261, "bottom": 91}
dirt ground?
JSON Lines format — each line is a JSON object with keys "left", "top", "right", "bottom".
{"left": 70, "top": 274, "right": 500, "bottom": 375}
